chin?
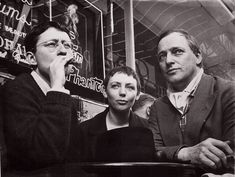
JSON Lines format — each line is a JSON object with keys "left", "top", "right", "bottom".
{"left": 167, "top": 75, "right": 182, "bottom": 83}
{"left": 116, "top": 107, "right": 130, "bottom": 113}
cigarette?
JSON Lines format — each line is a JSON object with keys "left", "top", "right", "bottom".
{"left": 67, "top": 58, "right": 78, "bottom": 65}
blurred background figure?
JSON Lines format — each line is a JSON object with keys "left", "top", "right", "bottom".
{"left": 132, "top": 93, "right": 156, "bottom": 120}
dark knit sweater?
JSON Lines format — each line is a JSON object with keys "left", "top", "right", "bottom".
{"left": 80, "top": 108, "right": 149, "bottom": 161}
{"left": 3, "top": 73, "right": 85, "bottom": 170}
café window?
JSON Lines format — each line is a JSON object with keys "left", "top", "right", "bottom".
{"left": 109, "top": 0, "right": 235, "bottom": 98}
{"left": 0, "top": 0, "right": 105, "bottom": 103}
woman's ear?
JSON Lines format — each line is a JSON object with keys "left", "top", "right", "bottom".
{"left": 102, "top": 90, "right": 108, "bottom": 98}
{"left": 26, "top": 52, "right": 37, "bottom": 66}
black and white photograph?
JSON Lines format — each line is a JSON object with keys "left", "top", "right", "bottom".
{"left": 0, "top": 0, "right": 234, "bottom": 176}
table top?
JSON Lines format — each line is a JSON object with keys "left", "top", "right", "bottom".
{"left": 77, "top": 161, "right": 196, "bottom": 168}
{"left": 3, "top": 162, "right": 202, "bottom": 177}
{"left": 71, "top": 162, "right": 200, "bottom": 177}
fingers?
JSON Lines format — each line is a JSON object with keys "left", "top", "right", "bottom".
{"left": 57, "top": 56, "right": 71, "bottom": 66}
{"left": 50, "top": 56, "right": 71, "bottom": 72}
{"left": 199, "top": 138, "right": 234, "bottom": 169}
{"left": 49, "top": 57, "right": 65, "bottom": 76}
{"left": 209, "top": 139, "right": 233, "bottom": 155}
{"left": 199, "top": 150, "right": 218, "bottom": 169}
{"left": 200, "top": 146, "right": 223, "bottom": 169}
{"left": 49, "top": 56, "right": 69, "bottom": 88}
{"left": 208, "top": 142, "right": 229, "bottom": 168}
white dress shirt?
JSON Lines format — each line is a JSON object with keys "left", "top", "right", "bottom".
{"left": 31, "top": 70, "right": 70, "bottom": 95}
{"left": 167, "top": 69, "right": 203, "bottom": 115}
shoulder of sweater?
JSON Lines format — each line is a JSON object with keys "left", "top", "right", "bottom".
{"left": 6, "top": 73, "right": 33, "bottom": 86}
{"left": 5, "top": 73, "right": 43, "bottom": 96}
{"left": 80, "top": 109, "right": 107, "bottom": 127}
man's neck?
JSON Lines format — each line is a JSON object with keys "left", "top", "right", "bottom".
{"left": 168, "top": 68, "right": 203, "bottom": 92}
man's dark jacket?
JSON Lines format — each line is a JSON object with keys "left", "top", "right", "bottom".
{"left": 149, "top": 74, "right": 235, "bottom": 160}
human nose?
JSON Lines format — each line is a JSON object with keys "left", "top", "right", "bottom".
{"left": 57, "top": 42, "right": 68, "bottom": 52}
{"left": 165, "top": 52, "right": 175, "bottom": 64}
{"left": 57, "top": 43, "right": 70, "bottom": 56}
{"left": 119, "top": 86, "right": 126, "bottom": 96}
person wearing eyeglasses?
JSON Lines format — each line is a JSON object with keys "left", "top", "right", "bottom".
{"left": 149, "top": 29, "right": 235, "bottom": 174}
{"left": 2, "top": 21, "right": 87, "bottom": 172}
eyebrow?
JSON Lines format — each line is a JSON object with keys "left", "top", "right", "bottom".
{"left": 40, "top": 39, "right": 72, "bottom": 43}
{"left": 110, "top": 81, "right": 136, "bottom": 86}
{"left": 157, "top": 50, "right": 166, "bottom": 56}
{"left": 158, "top": 46, "right": 182, "bottom": 54}
{"left": 126, "top": 83, "right": 135, "bottom": 86}
{"left": 170, "top": 47, "right": 182, "bottom": 50}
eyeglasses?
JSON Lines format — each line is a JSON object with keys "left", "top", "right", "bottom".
{"left": 36, "top": 40, "right": 73, "bottom": 52}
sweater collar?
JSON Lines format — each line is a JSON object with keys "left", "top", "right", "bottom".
{"left": 31, "top": 70, "right": 50, "bottom": 95}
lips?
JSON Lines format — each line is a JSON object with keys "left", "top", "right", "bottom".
{"left": 116, "top": 100, "right": 128, "bottom": 105}
{"left": 167, "top": 68, "right": 179, "bottom": 74}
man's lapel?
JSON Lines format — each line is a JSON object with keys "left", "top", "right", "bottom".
{"left": 185, "top": 74, "right": 217, "bottom": 143}
{"left": 157, "top": 74, "right": 217, "bottom": 145}
{"left": 157, "top": 97, "right": 182, "bottom": 146}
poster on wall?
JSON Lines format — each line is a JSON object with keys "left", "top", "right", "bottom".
{"left": 0, "top": 0, "right": 105, "bottom": 103}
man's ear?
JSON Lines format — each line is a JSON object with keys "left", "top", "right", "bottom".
{"left": 146, "top": 106, "right": 151, "bottom": 116}
{"left": 195, "top": 52, "right": 202, "bottom": 65}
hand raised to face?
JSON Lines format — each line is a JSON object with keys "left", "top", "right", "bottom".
{"left": 34, "top": 27, "right": 73, "bottom": 89}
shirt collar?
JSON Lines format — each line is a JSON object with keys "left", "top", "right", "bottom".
{"left": 106, "top": 111, "right": 129, "bottom": 131}
{"left": 184, "top": 68, "right": 203, "bottom": 94}
{"left": 31, "top": 70, "right": 50, "bottom": 95}
{"left": 167, "top": 68, "right": 204, "bottom": 95}
{"left": 166, "top": 68, "right": 203, "bottom": 114}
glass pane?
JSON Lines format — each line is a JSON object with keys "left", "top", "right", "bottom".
{"left": 130, "top": 0, "right": 235, "bottom": 97}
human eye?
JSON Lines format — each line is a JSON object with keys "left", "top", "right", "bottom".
{"left": 158, "top": 52, "right": 166, "bottom": 62}
{"left": 111, "top": 83, "right": 119, "bottom": 89}
{"left": 172, "top": 48, "right": 184, "bottom": 55}
{"left": 63, "top": 41, "right": 72, "bottom": 49}
{"left": 44, "top": 41, "right": 57, "bottom": 48}
{"left": 126, "top": 84, "right": 135, "bottom": 91}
